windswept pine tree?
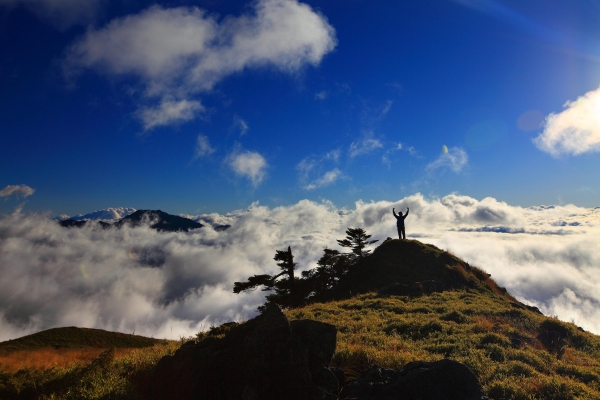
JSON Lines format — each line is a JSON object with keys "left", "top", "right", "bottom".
{"left": 234, "top": 228, "right": 379, "bottom": 308}
{"left": 233, "top": 246, "right": 299, "bottom": 309}
{"left": 336, "top": 227, "right": 379, "bottom": 261}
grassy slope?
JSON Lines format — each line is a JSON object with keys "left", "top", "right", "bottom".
{"left": 284, "top": 240, "right": 600, "bottom": 400}
{"left": 0, "top": 327, "right": 165, "bottom": 356}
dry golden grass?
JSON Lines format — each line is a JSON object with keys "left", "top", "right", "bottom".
{"left": 0, "top": 347, "right": 135, "bottom": 373}
{"left": 285, "top": 290, "right": 600, "bottom": 400}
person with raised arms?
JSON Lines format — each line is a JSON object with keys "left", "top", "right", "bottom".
{"left": 392, "top": 207, "right": 409, "bottom": 240}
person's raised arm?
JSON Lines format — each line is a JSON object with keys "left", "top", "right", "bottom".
{"left": 405, "top": 207, "right": 409, "bottom": 217}
{"left": 393, "top": 208, "right": 399, "bottom": 219}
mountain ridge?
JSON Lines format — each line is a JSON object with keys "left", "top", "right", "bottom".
{"left": 58, "top": 209, "right": 204, "bottom": 232}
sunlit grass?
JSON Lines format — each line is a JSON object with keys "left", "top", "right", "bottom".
{"left": 286, "top": 290, "right": 600, "bottom": 400}
{"left": 0, "top": 348, "right": 137, "bottom": 374}
{"left": 0, "top": 341, "right": 180, "bottom": 399}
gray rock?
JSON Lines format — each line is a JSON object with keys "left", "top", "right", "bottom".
{"left": 339, "top": 359, "right": 488, "bottom": 400}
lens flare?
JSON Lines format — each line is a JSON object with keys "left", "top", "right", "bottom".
{"left": 442, "top": 145, "right": 449, "bottom": 154}
{"left": 518, "top": 110, "right": 544, "bottom": 132}
{"left": 80, "top": 263, "right": 88, "bottom": 279}
{"left": 128, "top": 250, "right": 135, "bottom": 260}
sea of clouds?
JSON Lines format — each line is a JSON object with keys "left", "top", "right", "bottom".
{"left": 1, "top": 193, "right": 599, "bottom": 341}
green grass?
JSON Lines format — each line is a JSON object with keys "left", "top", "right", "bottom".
{"left": 285, "top": 290, "right": 600, "bottom": 400}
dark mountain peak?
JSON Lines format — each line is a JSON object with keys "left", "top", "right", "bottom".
{"left": 58, "top": 209, "right": 203, "bottom": 233}
{"left": 330, "top": 238, "right": 514, "bottom": 301}
{"left": 115, "top": 209, "right": 203, "bottom": 232}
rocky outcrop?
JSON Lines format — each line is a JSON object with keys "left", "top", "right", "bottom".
{"left": 339, "top": 359, "right": 488, "bottom": 400}
{"left": 510, "top": 301, "right": 543, "bottom": 315}
{"left": 148, "top": 303, "right": 339, "bottom": 400}
{"left": 377, "top": 280, "right": 446, "bottom": 297}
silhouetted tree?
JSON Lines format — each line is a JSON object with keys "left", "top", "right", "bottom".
{"left": 233, "top": 246, "right": 299, "bottom": 309}
{"left": 233, "top": 228, "right": 379, "bottom": 309}
{"left": 337, "top": 227, "right": 379, "bottom": 262}
{"left": 302, "top": 228, "right": 378, "bottom": 299}
{"left": 301, "top": 248, "right": 351, "bottom": 298}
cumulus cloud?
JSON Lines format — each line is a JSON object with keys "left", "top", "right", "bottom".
{"left": 0, "top": 184, "right": 35, "bottom": 198}
{"left": 305, "top": 168, "right": 341, "bottom": 190}
{"left": 534, "top": 87, "right": 600, "bottom": 156}
{"left": 0, "top": 0, "right": 106, "bottom": 29}
{"left": 349, "top": 132, "right": 383, "bottom": 158}
{"left": 1, "top": 194, "right": 600, "bottom": 341}
{"left": 426, "top": 146, "right": 468, "bottom": 173}
{"left": 64, "top": 0, "right": 337, "bottom": 128}
{"left": 137, "top": 98, "right": 204, "bottom": 130}
{"left": 227, "top": 148, "right": 268, "bottom": 186}
{"left": 194, "top": 135, "right": 215, "bottom": 159}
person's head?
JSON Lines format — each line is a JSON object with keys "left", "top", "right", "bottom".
{"left": 399, "top": 211, "right": 403, "bottom": 216}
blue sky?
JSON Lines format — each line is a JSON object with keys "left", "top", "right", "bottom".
{"left": 1, "top": 0, "right": 600, "bottom": 216}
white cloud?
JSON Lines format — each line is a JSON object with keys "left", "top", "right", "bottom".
{"left": 426, "top": 146, "right": 468, "bottom": 173}
{"left": 314, "top": 91, "right": 328, "bottom": 100}
{"left": 349, "top": 132, "right": 383, "bottom": 158}
{"left": 137, "top": 98, "right": 204, "bottom": 130}
{"left": 305, "top": 168, "right": 341, "bottom": 190}
{"left": 380, "top": 100, "right": 393, "bottom": 117}
{"left": 382, "top": 142, "right": 417, "bottom": 166}
{"left": 1, "top": 194, "right": 600, "bottom": 341}
{"left": 0, "top": 184, "right": 35, "bottom": 198}
{"left": 64, "top": 0, "right": 337, "bottom": 128}
{"left": 325, "top": 149, "right": 341, "bottom": 161}
{"left": 296, "top": 149, "right": 341, "bottom": 189}
{"left": 194, "top": 135, "right": 215, "bottom": 159}
{"left": 0, "top": 0, "right": 106, "bottom": 29}
{"left": 232, "top": 116, "right": 249, "bottom": 136}
{"left": 534, "top": 87, "right": 600, "bottom": 156}
{"left": 227, "top": 148, "right": 268, "bottom": 186}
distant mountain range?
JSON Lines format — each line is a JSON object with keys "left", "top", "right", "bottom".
{"left": 56, "top": 208, "right": 231, "bottom": 232}
{"left": 59, "top": 210, "right": 205, "bottom": 233}
{"left": 54, "top": 207, "right": 137, "bottom": 221}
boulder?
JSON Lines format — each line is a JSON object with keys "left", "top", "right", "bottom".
{"left": 148, "top": 303, "right": 339, "bottom": 400}
{"left": 339, "top": 359, "right": 488, "bottom": 400}
{"left": 291, "top": 319, "right": 339, "bottom": 396}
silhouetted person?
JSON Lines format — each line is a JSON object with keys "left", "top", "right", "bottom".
{"left": 393, "top": 207, "right": 409, "bottom": 240}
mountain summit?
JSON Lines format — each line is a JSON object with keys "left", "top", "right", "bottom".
{"left": 58, "top": 209, "right": 203, "bottom": 232}
{"left": 115, "top": 210, "right": 203, "bottom": 232}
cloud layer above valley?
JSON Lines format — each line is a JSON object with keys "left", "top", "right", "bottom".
{"left": 1, "top": 194, "right": 599, "bottom": 341}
